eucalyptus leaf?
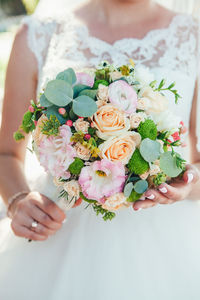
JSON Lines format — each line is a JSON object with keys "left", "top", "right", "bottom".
{"left": 140, "top": 138, "right": 161, "bottom": 163}
{"left": 160, "top": 151, "right": 182, "bottom": 177}
{"left": 45, "top": 80, "right": 73, "bottom": 107}
{"left": 46, "top": 105, "right": 66, "bottom": 124}
{"left": 40, "top": 94, "right": 53, "bottom": 107}
{"left": 69, "top": 108, "right": 77, "bottom": 121}
{"left": 73, "top": 84, "right": 90, "bottom": 98}
{"left": 56, "top": 68, "right": 77, "bottom": 85}
{"left": 79, "top": 89, "right": 97, "bottom": 99}
{"left": 72, "top": 96, "right": 97, "bottom": 117}
{"left": 134, "top": 180, "right": 148, "bottom": 194}
{"left": 124, "top": 183, "right": 134, "bottom": 198}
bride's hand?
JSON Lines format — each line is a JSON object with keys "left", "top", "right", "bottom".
{"left": 133, "top": 165, "right": 200, "bottom": 211}
{"left": 10, "top": 191, "right": 66, "bottom": 241}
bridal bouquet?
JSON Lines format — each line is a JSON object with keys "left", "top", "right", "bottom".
{"left": 14, "top": 61, "right": 186, "bottom": 220}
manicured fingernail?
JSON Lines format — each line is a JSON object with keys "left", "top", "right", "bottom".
{"left": 146, "top": 194, "right": 155, "bottom": 200}
{"left": 134, "top": 207, "right": 142, "bottom": 211}
{"left": 159, "top": 187, "right": 168, "bottom": 194}
{"left": 187, "top": 173, "right": 193, "bottom": 183}
{"left": 62, "top": 218, "right": 66, "bottom": 224}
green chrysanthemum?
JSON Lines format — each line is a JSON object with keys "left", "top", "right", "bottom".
{"left": 137, "top": 119, "right": 157, "bottom": 140}
{"left": 153, "top": 172, "right": 167, "bottom": 186}
{"left": 13, "top": 131, "right": 25, "bottom": 141}
{"left": 93, "top": 79, "right": 109, "bottom": 89}
{"left": 128, "top": 148, "right": 149, "bottom": 175}
{"left": 68, "top": 158, "right": 84, "bottom": 175}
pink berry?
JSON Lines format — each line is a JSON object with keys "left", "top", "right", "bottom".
{"left": 78, "top": 116, "right": 84, "bottom": 119}
{"left": 28, "top": 105, "right": 34, "bottom": 113}
{"left": 84, "top": 134, "right": 91, "bottom": 140}
{"left": 58, "top": 108, "right": 66, "bottom": 115}
{"left": 34, "top": 121, "right": 38, "bottom": 126}
{"left": 66, "top": 120, "right": 73, "bottom": 127}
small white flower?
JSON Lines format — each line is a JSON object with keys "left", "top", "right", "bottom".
{"left": 130, "top": 112, "right": 147, "bottom": 129}
{"left": 134, "top": 66, "right": 155, "bottom": 88}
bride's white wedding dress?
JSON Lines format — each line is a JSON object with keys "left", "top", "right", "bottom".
{"left": 0, "top": 12, "right": 200, "bottom": 300}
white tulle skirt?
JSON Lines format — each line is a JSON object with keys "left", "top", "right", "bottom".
{"left": 1, "top": 169, "right": 200, "bottom": 300}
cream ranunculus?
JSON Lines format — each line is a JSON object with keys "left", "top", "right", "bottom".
{"left": 99, "top": 131, "right": 141, "bottom": 165}
{"left": 73, "top": 118, "right": 90, "bottom": 134}
{"left": 63, "top": 180, "right": 80, "bottom": 200}
{"left": 97, "top": 84, "right": 109, "bottom": 102}
{"left": 74, "top": 142, "right": 91, "bottom": 160}
{"left": 130, "top": 112, "right": 147, "bottom": 129}
{"left": 140, "top": 86, "right": 169, "bottom": 114}
{"left": 102, "top": 193, "right": 127, "bottom": 211}
{"left": 91, "top": 104, "right": 130, "bottom": 140}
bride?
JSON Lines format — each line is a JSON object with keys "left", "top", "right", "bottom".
{"left": 0, "top": 0, "right": 200, "bottom": 299}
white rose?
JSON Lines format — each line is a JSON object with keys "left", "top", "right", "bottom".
{"left": 140, "top": 86, "right": 169, "bottom": 114}
{"left": 151, "top": 110, "right": 181, "bottom": 132}
{"left": 137, "top": 97, "right": 151, "bottom": 111}
{"left": 63, "top": 180, "right": 80, "bottom": 200}
{"left": 74, "top": 142, "right": 91, "bottom": 160}
{"left": 130, "top": 112, "right": 147, "bottom": 129}
{"left": 134, "top": 66, "right": 155, "bottom": 88}
{"left": 97, "top": 84, "right": 109, "bottom": 102}
{"left": 73, "top": 118, "right": 90, "bottom": 134}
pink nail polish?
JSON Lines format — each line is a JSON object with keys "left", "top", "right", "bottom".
{"left": 187, "top": 173, "right": 193, "bottom": 183}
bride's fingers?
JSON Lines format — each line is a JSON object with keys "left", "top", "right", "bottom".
{"left": 133, "top": 199, "right": 157, "bottom": 211}
{"left": 14, "top": 212, "right": 56, "bottom": 237}
{"left": 28, "top": 205, "right": 62, "bottom": 231}
{"left": 11, "top": 221, "right": 47, "bottom": 241}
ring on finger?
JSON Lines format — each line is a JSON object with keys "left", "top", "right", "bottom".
{"left": 31, "top": 220, "right": 38, "bottom": 230}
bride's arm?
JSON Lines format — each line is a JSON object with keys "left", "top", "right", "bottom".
{"left": 0, "top": 26, "right": 65, "bottom": 240}
{"left": 132, "top": 82, "right": 200, "bottom": 211}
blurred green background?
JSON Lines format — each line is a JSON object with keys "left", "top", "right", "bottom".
{"left": 0, "top": 0, "right": 39, "bottom": 97}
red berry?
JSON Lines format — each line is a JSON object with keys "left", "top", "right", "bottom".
{"left": 171, "top": 132, "right": 180, "bottom": 141}
{"left": 34, "top": 121, "right": 38, "bottom": 126}
{"left": 66, "top": 120, "right": 73, "bottom": 127}
{"left": 58, "top": 108, "right": 66, "bottom": 115}
{"left": 28, "top": 105, "right": 34, "bottom": 113}
{"left": 84, "top": 134, "right": 91, "bottom": 140}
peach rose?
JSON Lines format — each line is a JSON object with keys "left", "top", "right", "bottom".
{"left": 74, "top": 142, "right": 91, "bottom": 160}
{"left": 99, "top": 132, "right": 141, "bottom": 165}
{"left": 102, "top": 193, "right": 127, "bottom": 211}
{"left": 91, "top": 104, "right": 130, "bottom": 140}
{"left": 73, "top": 118, "right": 89, "bottom": 134}
{"left": 140, "top": 86, "right": 169, "bottom": 114}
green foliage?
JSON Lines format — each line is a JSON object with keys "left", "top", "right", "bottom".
{"left": 80, "top": 192, "right": 97, "bottom": 204}
{"left": 22, "top": 111, "right": 35, "bottom": 133}
{"left": 137, "top": 119, "right": 157, "bottom": 140}
{"left": 73, "top": 84, "right": 89, "bottom": 98}
{"left": 140, "top": 138, "right": 161, "bottom": 163}
{"left": 44, "top": 79, "right": 73, "bottom": 107}
{"left": 128, "top": 148, "right": 149, "bottom": 175}
{"left": 92, "top": 203, "right": 116, "bottom": 221}
{"left": 40, "top": 94, "right": 53, "bottom": 107}
{"left": 134, "top": 180, "right": 148, "bottom": 194}
{"left": 56, "top": 68, "right": 77, "bottom": 85}
{"left": 72, "top": 95, "right": 98, "bottom": 117}
{"left": 93, "top": 79, "right": 109, "bottom": 89}
{"left": 127, "top": 190, "right": 142, "bottom": 202}
{"left": 160, "top": 151, "right": 183, "bottom": 177}
{"left": 151, "top": 79, "right": 181, "bottom": 104}
{"left": 153, "top": 173, "right": 167, "bottom": 186}
{"left": 68, "top": 158, "right": 84, "bottom": 175}
{"left": 41, "top": 115, "right": 60, "bottom": 136}
{"left": 79, "top": 89, "right": 97, "bottom": 99}
{"left": 13, "top": 131, "right": 25, "bottom": 141}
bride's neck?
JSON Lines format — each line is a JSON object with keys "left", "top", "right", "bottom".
{"left": 92, "top": 0, "right": 156, "bottom": 27}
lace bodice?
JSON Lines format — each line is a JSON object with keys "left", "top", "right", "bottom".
{"left": 22, "top": 12, "right": 200, "bottom": 151}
